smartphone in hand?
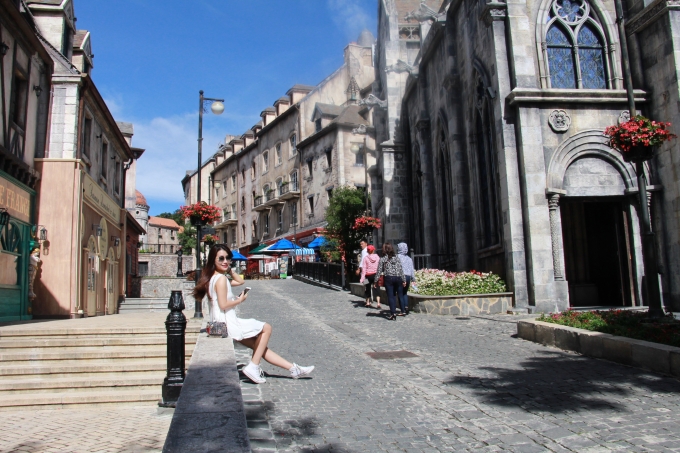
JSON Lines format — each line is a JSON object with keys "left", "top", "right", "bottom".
{"left": 239, "top": 287, "right": 252, "bottom": 298}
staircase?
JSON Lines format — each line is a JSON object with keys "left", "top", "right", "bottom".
{"left": 0, "top": 318, "right": 201, "bottom": 411}
{"left": 119, "top": 298, "right": 169, "bottom": 312}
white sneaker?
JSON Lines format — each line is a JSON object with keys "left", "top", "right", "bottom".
{"left": 243, "top": 362, "right": 266, "bottom": 384}
{"left": 290, "top": 363, "right": 315, "bottom": 379}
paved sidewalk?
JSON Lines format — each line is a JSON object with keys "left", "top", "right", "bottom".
{"left": 0, "top": 405, "right": 174, "bottom": 452}
{"left": 235, "top": 280, "right": 680, "bottom": 452}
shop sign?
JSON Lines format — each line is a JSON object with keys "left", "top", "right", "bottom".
{"left": 0, "top": 175, "right": 31, "bottom": 223}
{"left": 83, "top": 173, "right": 119, "bottom": 224}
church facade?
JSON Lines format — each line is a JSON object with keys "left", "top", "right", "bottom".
{"left": 372, "top": 0, "right": 680, "bottom": 312}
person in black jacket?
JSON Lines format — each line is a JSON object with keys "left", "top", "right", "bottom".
{"left": 375, "top": 243, "right": 406, "bottom": 320}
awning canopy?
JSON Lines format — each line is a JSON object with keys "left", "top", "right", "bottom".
{"left": 231, "top": 250, "right": 247, "bottom": 261}
{"left": 295, "top": 248, "right": 316, "bottom": 255}
{"left": 264, "top": 238, "right": 301, "bottom": 252}
{"left": 308, "top": 235, "right": 327, "bottom": 248}
{"left": 248, "top": 243, "right": 270, "bottom": 254}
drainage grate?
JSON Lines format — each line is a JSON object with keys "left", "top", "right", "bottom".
{"left": 366, "top": 350, "right": 419, "bottom": 360}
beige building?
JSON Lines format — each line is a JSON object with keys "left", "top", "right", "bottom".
{"left": 202, "top": 31, "right": 377, "bottom": 253}
{"left": 28, "top": 0, "right": 138, "bottom": 318}
{"left": 0, "top": 0, "right": 54, "bottom": 322}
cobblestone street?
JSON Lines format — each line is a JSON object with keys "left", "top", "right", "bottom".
{"left": 236, "top": 279, "right": 680, "bottom": 453}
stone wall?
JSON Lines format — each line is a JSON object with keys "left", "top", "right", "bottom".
{"left": 136, "top": 276, "right": 198, "bottom": 311}
{"left": 138, "top": 253, "right": 195, "bottom": 277}
{"left": 406, "top": 292, "right": 513, "bottom": 316}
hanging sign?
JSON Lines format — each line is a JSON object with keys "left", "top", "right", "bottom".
{"left": 0, "top": 175, "right": 31, "bottom": 223}
{"left": 83, "top": 173, "right": 120, "bottom": 224}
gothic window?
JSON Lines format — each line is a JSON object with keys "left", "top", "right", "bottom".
{"left": 545, "top": 0, "right": 608, "bottom": 89}
{"left": 435, "top": 128, "right": 455, "bottom": 258}
{"left": 474, "top": 75, "right": 501, "bottom": 249}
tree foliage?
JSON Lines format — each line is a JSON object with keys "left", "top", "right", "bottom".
{"left": 158, "top": 209, "right": 196, "bottom": 253}
{"left": 324, "top": 186, "right": 367, "bottom": 263}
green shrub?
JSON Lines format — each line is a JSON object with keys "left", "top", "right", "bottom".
{"left": 411, "top": 269, "right": 507, "bottom": 296}
{"left": 538, "top": 309, "right": 680, "bottom": 347}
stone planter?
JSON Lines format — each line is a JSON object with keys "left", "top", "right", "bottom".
{"left": 405, "top": 292, "right": 513, "bottom": 315}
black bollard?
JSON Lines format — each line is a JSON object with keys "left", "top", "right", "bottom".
{"left": 176, "top": 249, "right": 184, "bottom": 277}
{"left": 160, "top": 290, "right": 187, "bottom": 407}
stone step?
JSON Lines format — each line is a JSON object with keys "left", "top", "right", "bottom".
{"left": 121, "top": 298, "right": 169, "bottom": 304}
{"left": 0, "top": 335, "right": 198, "bottom": 349}
{"left": 0, "top": 325, "right": 201, "bottom": 338}
{"left": 0, "top": 389, "right": 162, "bottom": 411}
{"left": 0, "top": 374, "right": 165, "bottom": 394}
{"left": 0, "top": 359, "right": 169, "bottom": 377}
{"left": 0, "top": 345, "right": 195, "bottom": 362}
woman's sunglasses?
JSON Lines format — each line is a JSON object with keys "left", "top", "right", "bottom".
{"left": 217, "top": 256, "right": 232, "bottom": 262}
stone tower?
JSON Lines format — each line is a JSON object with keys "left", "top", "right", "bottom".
{"left": 135, "top": 190, "right": 150, "bottom": 246}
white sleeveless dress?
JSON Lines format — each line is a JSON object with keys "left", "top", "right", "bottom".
{"left": 208, "top": 273, "right": 265, "bottom": 341}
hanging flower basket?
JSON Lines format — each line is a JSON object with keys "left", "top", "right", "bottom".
{"left": 202, "top": 234, "right": 217, "bottom": 245}
{"left": 180, "top": 202, "right": 222, "bottom": 225}
{"left": 604, "top": 115, "right": 676, "bottom": 163}
{"left": 352, "top": 216, "right": 382, "bottom": 231}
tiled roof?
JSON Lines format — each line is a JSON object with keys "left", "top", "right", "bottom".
{"left": 330, "top": 105, "right": 369, "bottom": 127}
{"left": 73, "top": 30, "right": 88, "bottom": 48}
{"left": 148, "top": 216, "right": 181, "bottom": 230}
{"left": 314, "top": 103, "right": 345, "bottom": 118}
{"left": 135, "top": 190, "right": 148, "bottom": 207}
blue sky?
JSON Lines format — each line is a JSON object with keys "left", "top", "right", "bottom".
{"left": 76, "top": 0, "right": 377, "bottom": 215}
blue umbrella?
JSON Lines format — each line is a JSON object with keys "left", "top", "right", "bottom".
{"left": 263, "top": 239, "right": 301, "bottom": 252}
{"left": 231, "top": 250, "right": 247, "bottom": 261}
{"left": 308, "top": 235, "right": 327, "bottom": 249}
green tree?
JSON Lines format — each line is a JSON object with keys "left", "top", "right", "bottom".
{"left": 157, "top": 209, "right": 196, "bottom": 253}
{"left": 157, "top": 209, "right": 183, "bottom": 225}
{"left": 324, "top": 186, "right": 367, "bottom": 263}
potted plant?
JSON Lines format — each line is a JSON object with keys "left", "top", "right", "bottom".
{"left": 180, "top": 202, "right": 222, "bottom": 226}
{"left": 604, "top": 115, "right": 676, "bottom": 163}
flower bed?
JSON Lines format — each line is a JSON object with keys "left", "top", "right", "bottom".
{"left": 538, "top": 309, "right": 680, "bottom": 348}
{"left": 411, "top": 269, "right": 507, "bottom": 296}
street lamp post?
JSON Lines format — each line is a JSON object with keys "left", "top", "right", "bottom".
{"left": 195, "top": 90, "right": 224, "bottom": 319}
{"left": 613, "top": 0, "right": 664, "bottom": 318}
{"left": 351, "top": 125, "right": 370, "bottom": 213}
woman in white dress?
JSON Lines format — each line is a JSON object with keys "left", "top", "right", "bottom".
{"left": 193, "top": 244, "right": 314, "bottom": 384}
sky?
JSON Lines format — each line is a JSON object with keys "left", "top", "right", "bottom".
{"left": 76, "top": 0, "right": 378, "bottom": 215}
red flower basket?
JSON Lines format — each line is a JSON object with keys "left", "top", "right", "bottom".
{"left": 604, "top": 115, "right": 676, "bottom": 163}
{"left": 180, "top": 202, "right": 222, "bottom": 225}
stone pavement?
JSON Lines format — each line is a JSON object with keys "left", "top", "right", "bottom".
{"left": 234, "top": 279, "right": 680, "bottom": 452}
{"left": 0, "top": 405, "right": 174, "bottom": 452}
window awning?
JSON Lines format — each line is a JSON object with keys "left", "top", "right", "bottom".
{"left": 294, "top": 248, "right": 316, "bottom": 255}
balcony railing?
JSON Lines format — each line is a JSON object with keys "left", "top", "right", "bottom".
{"left": 223, "top": 211, "right": 236, "bottom": 221}
{"left": 279, "top": 181, "right": 299, "bottom": 197}
{"left": 254, "top": 196, "right": 264, "bottom": 208}
{"left": 265, "top": 190, "right": 276, "bottom": 202}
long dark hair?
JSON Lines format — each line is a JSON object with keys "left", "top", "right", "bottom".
{"left": 192, "top": 244, "right": 233, "bottom": 301}
{"left": 382, "top": 242, "right": 395, "bottom": 259}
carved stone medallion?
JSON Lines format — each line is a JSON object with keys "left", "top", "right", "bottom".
{"left": 548, "top": 109, "right": 571, "bottom": 132}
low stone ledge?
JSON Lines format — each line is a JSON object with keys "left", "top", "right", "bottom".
{"left": 517, "top": 319, "right": 680, "bottom": 378}
{"left": 162, "top": 334, "right": 250, "bottom": 452}
{"left": 406, "top": 292, "right": 513, "bottom": 316}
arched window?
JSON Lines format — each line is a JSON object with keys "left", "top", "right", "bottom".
{"left": 435, "top": 127, "right": 455, "bottom": 259}
{"left": 545, "top": 0, "right": 608, "bottom": 89}
{"left": 262, "top": 151, "right": 269, "bottom": 173}
{"left": 263, "top": 184, "right": 270, "bottom": 197}
{"left": 474, "top": 74, "right": 501, "bottom": 249}
{"left": 290, "top": 171, "right": 299, "bottom": 191}
{"left": 276, "top": 177, "right": 283, "bottom": 195}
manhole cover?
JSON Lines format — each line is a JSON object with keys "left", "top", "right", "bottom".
{"left": 366, "top": 350, "right": 418, "bottom": 360}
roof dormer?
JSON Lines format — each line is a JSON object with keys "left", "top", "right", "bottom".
{"left": 27, "top": 0, "right": 76, "bottom": 60}
{"left": 242, "top": 130, "right": 256, "bottom": 147}
{"left": 274, "top": 97, "right": 290, "bottom": 116}
{"left": 260, "top": 107, "right": 276, "bottom": 126}
{"left": 72, "top": 30, "right": 93, "bottom": 74}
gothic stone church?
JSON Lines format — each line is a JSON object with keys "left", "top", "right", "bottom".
{"left": 371, "top": 0, "right": 680, "bottom": 312}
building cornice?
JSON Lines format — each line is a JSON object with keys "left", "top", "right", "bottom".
{"left": 626, "top": 0, "right": 680, "bottom": 35}
{"left": 507, "top": 88, "right": 647, "bottom": 105}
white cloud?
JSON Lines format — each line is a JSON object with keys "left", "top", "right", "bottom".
{"left": 132, "top": 113, "right": 223, "bottom": 208}
{"left": 327, "top": 0, "right": 372, "bottom": 41}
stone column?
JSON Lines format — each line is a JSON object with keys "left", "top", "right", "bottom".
{"left": 547, "top": 193, "right": 565, "bottom": 281}
{"left": 415, "top": 119, "right": 437, "bottom": 255}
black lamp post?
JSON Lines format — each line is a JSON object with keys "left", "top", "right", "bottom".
{"left": 176, "top": 249, "right": 183, "bottom": 277}
{"left": 194, "top": 90, "right": 224, "bottom": 319}
{"left": 614, "top": 0, "right": 664, "bottom": 318}
{"left": 351, "top": 125, "right": 370, "bottom": 214}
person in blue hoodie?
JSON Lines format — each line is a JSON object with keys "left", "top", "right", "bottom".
{"left": 396, "top": 243, "right": 415, "bottom": 315}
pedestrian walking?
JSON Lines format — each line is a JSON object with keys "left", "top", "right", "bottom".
{"left": 356, "top": 238, "right": 369, "bottom": 278}
{"left": 359, "top": 245, "right": 381, "bottom": 309}
{"left": 375, "top": 243, "right": 406, "bottom": 321}
{"left": 193, "top": 244, "right": 314, "bottom": 384}
{"left": 396, "top": 243, "right": 415, "bottom": 316}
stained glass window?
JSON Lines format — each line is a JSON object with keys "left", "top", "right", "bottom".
{"left": 547, "top": 25, "right": 577, "bottom": 88}
{"left": 578, "top": 24, "right": 606, "bottom": 89}
{"left": 545, "top": 0, "right": 608, "bottom": 89}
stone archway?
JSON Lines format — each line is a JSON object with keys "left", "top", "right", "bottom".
{"left": 546, "top": 130, "right": 642, "bottom": 307}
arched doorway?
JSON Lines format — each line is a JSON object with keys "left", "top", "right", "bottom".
{"left": 84, "top": 235, "right": 98, "bottom": 317}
